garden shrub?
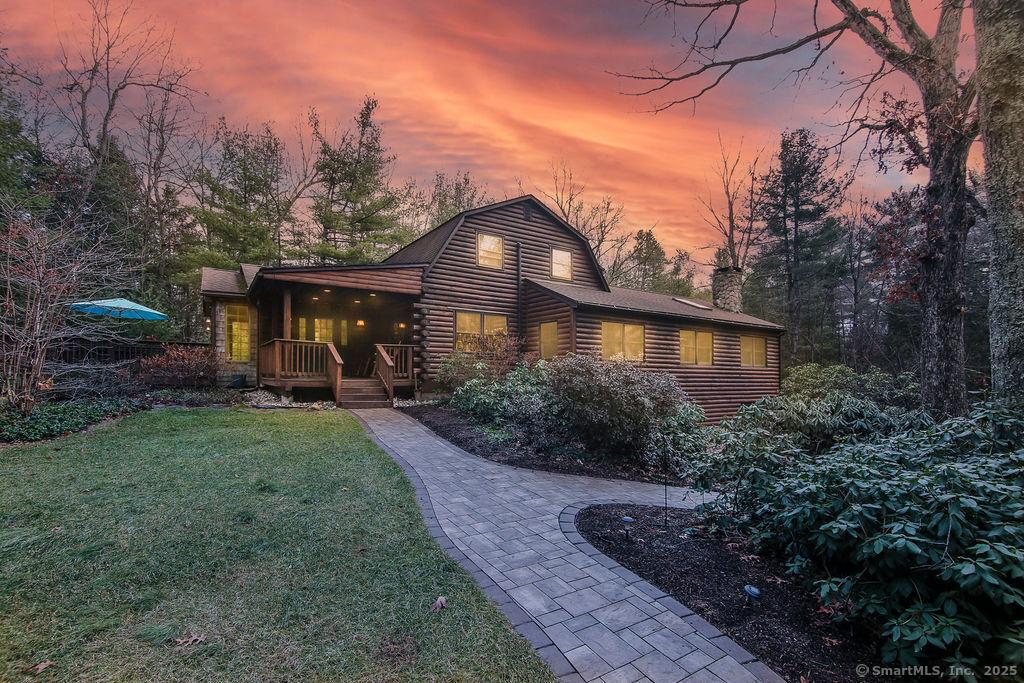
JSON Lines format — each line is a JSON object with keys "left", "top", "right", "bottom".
{"left": 782, "top": 363, "right": 919, "bottom": 408}
{"left": 0, "top": 397, "right": 146, "bottom": 442}
{"left": 448, "top": 354, "right": 704, "bottom": 465}
{"left": 451, "top": 362, "right": 555, "bottom": 437}
{"left": 545, "top": 354, "right": 691, "bottom": 461}
{"left": 139, "top": 345, "right": 219, "bottom": 387}
{"left": 720, "top": 393, "right": 933, "bottom": 456}
{"left": 435, "top": 334, "right": 522, "bottom": 392}
{"left": 688, "top": 399, "right": 1024, "bottom": 669}
{"left": 436, "top": 352, "right": 495, "bottom": 393}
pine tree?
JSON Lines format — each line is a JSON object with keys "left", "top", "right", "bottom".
{"left": 750, "top": 129, "right": 846, "bottom": 363}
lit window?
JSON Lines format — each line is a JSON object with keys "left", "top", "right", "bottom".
{"left": 680, "top": 330, "right": 714, "bottom": 365}
{"left": 477, "top": 233, "right": 503, "bottom": 269}
{"left": 455, "top": 311, "right": 509, "bottom": 350}
{"left": 483, "top": 314, "right": 507, "bottom": 335}
{"left": 298, "top": 317, "right": 308, "bottom": 339}
{"left": 314, "top": 318, "right": 333, "bottom": 342}
{"left": 551, "top": 248, "right": 572, "bottom": 280}
{"left": 740, "top": 335, "right": 767, "bottom": 367}
{"left": 338, "top": 320, "right": 349, "bottom": 346}
{"left": 539, "top": 321, "right": 558, "bottom": 359}
{"left": 225, "top": 303, "right": 250, "bottom": 363}
{"left": 601, "top": 322, "right": 644, "bottom": 361}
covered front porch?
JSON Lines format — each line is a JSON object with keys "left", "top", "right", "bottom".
{"left": 249, "top": 265, "right": 423, "bottom": 404}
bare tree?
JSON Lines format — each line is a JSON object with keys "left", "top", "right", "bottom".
{"left": 1, "top": 196, "right": 135, "bottom": 414}
{"left": 47, "top": 0, "right": 194, "bottom": 194}
{"left": 975, "top": 1, "right": 1024, "bottom": 403}
{"left": 622, "top": 1, "right": 978, "bottom": 415}
{"left": 699, "top": 134, "right": 764, "bottom": 272}
{"left": 525, "top": 162, "right": 633, "bottom": 284}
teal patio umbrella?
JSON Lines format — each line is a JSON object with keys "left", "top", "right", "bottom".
{"left": 69, "top": 298, "right": 168, "bottom": 321}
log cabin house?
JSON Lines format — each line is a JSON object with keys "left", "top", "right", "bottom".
{"left": 200, "top": 195, "right": 783, "bottom": 420}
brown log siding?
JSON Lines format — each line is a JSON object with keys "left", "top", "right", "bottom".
{"left": 522, "top": 285, "right": 575, "bottom": 357}
{"left": 573, "top": 309, "right": 781, "bottom": 422}
{"left": 418, "top": 203, "right": 602, "bottom": 381}
{"left": 260, "top": 267, "right": 423, "bottom": 295}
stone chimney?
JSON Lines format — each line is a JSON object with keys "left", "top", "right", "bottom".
{"left": 712, "top": 267, "right": 743, "bottom": 312}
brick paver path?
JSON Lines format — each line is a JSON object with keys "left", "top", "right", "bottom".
{"left": 354, "top": 408, "right": 784, "bottom": 683}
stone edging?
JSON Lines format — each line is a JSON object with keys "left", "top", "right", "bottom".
{"left": 558, "top": 503, "right": 784, "bottom": 683}
{"left": 350, "top": 411, "right": 572, "bottom": 675}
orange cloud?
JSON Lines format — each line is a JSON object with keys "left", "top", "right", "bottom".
{"left": 3, "top": 0, "right": 959, "bottom": 265}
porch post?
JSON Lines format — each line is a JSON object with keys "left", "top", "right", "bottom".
{"left": 282, "top": 288, "right": 292, "bottom": 339}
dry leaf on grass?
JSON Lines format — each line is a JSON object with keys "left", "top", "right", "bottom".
{"left": 174, "top": 634, "right": 206, "bottom": 648}
{"left": 28, "top": 660, "right": 54, "bottom": 674}
{"left": 429, "top": 596, "right": 447, "bottom": 612}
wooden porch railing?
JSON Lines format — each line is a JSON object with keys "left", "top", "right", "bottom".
{"left": 260, "top": 339, "right": 343, "bottom": 403}
{"left": 374, "top": 344, "right": 415, "bottom": 399}
{"left": 379, "top": 344, "right": 414, "bottom": 381}
{"left": 374, "top": 344, "right": 395, "bottom": 399}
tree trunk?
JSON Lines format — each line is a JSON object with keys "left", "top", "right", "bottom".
{"left": 975, "top": 0, "right": 1024, "bottom": 403}
{"left": 917, "top": 104, "right": 974, "bottom": 416}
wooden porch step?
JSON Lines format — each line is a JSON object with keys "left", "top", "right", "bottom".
{"left": 341, "top": 386, "right": 389, "bottom": 396}
{"left": 338, "top": 399, "right": 393, "bottom": 409}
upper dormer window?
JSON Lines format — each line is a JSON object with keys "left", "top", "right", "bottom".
{"left": 477, "top": 233, "right": 503, "bottom": 269}
{"left": 551, "top": 248, "right": 572, "bottom": 280}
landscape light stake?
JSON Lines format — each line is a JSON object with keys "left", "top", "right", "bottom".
{"left": 663, "top": 471, "right": 669, "bottom": 528}
{"left": 622, "top": 516, "right": 635, "bottom": 540}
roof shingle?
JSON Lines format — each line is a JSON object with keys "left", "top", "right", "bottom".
{"left": 526, "top": 278, "right": 783, "bottom": 330}
{"left": 200, "top": 266, "right": 246, "bottom": 296}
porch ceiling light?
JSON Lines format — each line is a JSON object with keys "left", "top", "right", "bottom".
{"left": 369, "top": 293, "right": 377, "bottom": 297}
{"left": 354, "top": 299, "right": 361, "bottom": 304}
{"left": 312, "top": 296, "right": 319, "bottom": 301}
{"left": 323, "top": 288, "right": 331, "bottom": 293}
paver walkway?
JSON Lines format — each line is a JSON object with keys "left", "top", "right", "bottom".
{"left": 354, "top": 408, "right": 784, "bottom": 683}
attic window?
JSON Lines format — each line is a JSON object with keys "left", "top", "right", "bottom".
{"left": 673, "top": 297, "right": 713, "bottom": 311}
{"left": 523, "top": 204, "right": 533, "bottom": 221}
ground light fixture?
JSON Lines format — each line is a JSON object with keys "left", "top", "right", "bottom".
{"left": 744, "top": 584, "right": 762, "bottom": 606}
{"left": 621, "top": 516, "right": 636, "bottom": 540}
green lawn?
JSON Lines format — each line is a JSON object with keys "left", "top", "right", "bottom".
{"left": 0, "top": 408, "right": 553, "bottom": 682}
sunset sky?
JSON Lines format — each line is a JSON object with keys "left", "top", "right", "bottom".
{"left": 3, "top": 0, "right": 946, "bottom": 263}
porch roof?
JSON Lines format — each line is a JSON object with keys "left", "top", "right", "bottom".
{"left": 202, "top": 263, "right": 427, "bottom": 298}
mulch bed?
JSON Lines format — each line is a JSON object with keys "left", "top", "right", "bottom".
{"left": 577, "top": 504, "right": 890, "bottom": 683}
{"left": 399, "top": 403, "right": 684, "bottom": 485}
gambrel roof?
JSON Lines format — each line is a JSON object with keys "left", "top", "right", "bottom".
{"left": 385, "top": 195, "right": 610, "bottom": 290}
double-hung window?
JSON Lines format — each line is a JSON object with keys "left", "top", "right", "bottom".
{"left": 740, "top": 335, "right": 767, "bottom": 367}
{"left": 551, "top": 248, "right": 572, "bottom": 280}
{"left": 538, "top": 321, "right": 558, "bottom": 359}
{"left": 477, "top": 233, "right": 503, "bottom": 269}
{"left": 225, "top": 303, "right": 250, "bottom": 362}
{"left": 601, "top": 322, "right": 644, "bottom": 361}
{"left": 680, "top": 330, "right": 713, "bottom": 365}
{"left": 455, "top": 311, "right": 508, "bottom": 350}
